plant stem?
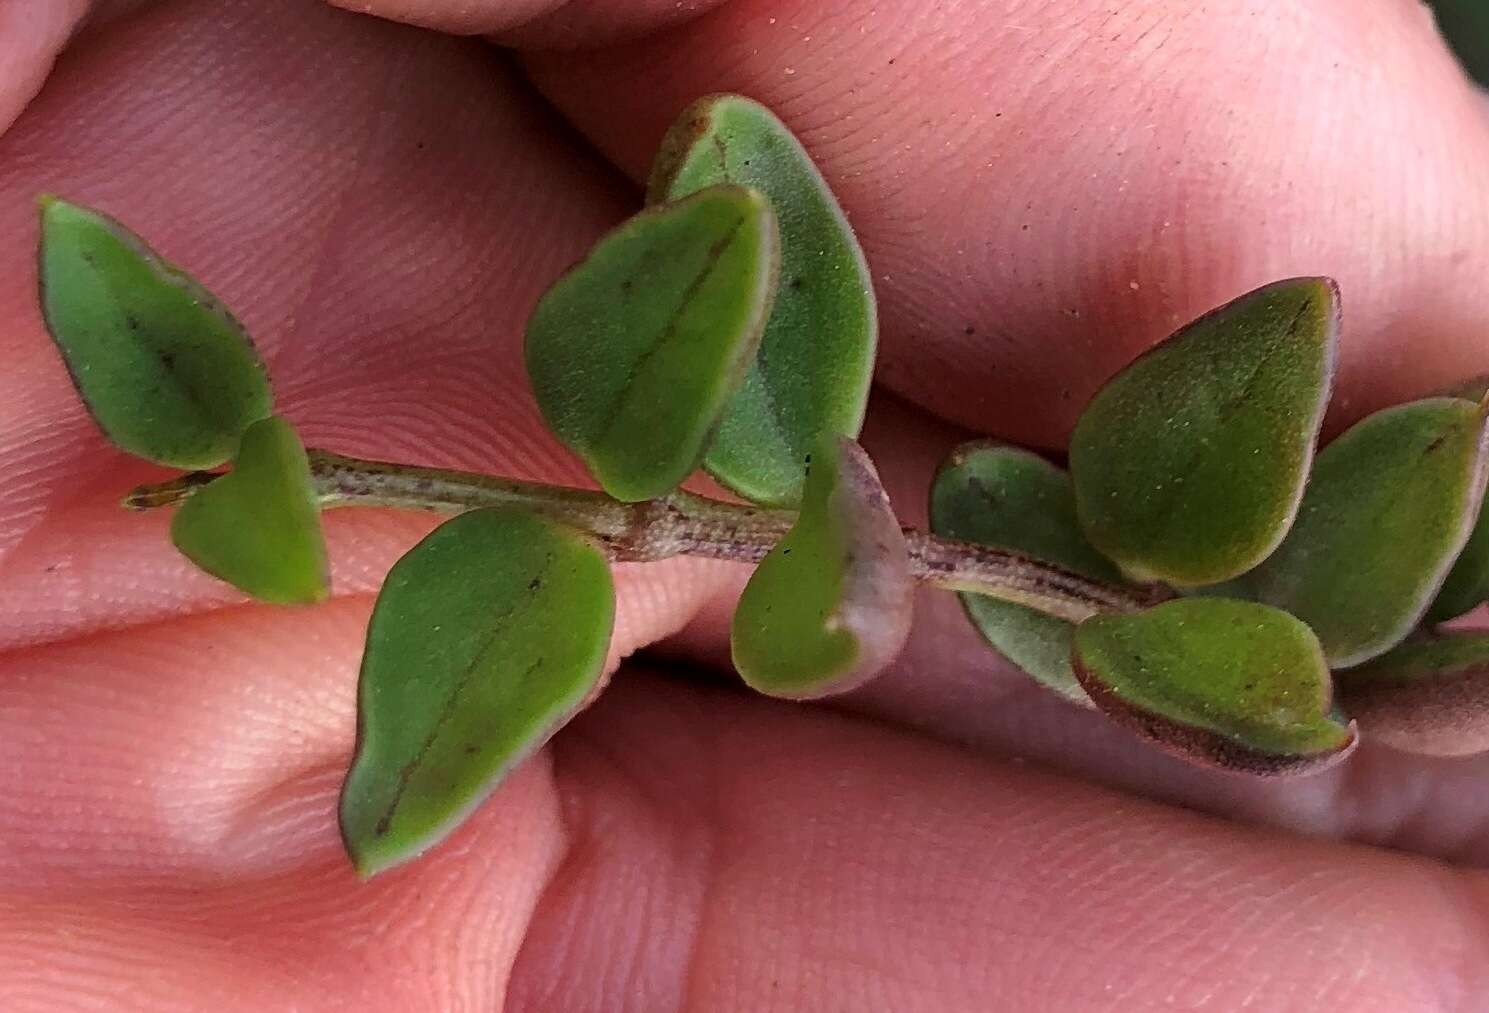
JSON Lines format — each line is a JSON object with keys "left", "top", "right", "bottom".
{"left": 125, "top": 449, "right": 1159, "bottom": 623}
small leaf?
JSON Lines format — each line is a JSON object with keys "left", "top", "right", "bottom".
{"left": 526, "top": 184, "right": 778, "bottom": 502}
{"left": 929, "top": 442, "right": 1124, "bottom": 704}
{"left": 340, "top": 508, "right": 614, "bottom": 877}
{"left": 732, "top": 436, "right": 912, "bottom": 698}
{"left": 650, "top": 94, "right": 877, "bottom": 506}
{"left": 1069, "top": 278, "right": 1337, "bottom": 586}
{"left": 170, "top": 416, "right": 328, "bottom": 605}
{"left": 1238, "top": 398, "right": 1489, "bottom": 667}
{"left": 1072, "top": 598, "right": 1357, "bottom": 774}
{"left": 1337, "top": 633, "right": 1489, "bottom": 757}
{"left": 38, "top": 196, "right": 272, "bottom": 469}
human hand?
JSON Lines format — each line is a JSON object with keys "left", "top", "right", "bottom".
{"left": 2, "top": 1, "right": 1488, "bottom": 1007}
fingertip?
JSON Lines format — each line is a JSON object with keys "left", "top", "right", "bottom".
{"left": 323, "top": 0, "right": 731, "bottom": 44}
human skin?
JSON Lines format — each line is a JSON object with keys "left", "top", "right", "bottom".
{"left": 2, "top": 0, "right": 1489, "bottom": 1008}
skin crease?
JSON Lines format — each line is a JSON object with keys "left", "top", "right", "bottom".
{"left": 2, "top": 0, "right": 1489, "bottom": 1008}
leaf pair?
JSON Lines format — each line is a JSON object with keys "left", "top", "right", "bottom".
{"left": 932, "top": 443, "right": 1354, "bottom": 773}
{"left": 40, "top": 197, "right": 329, "bottom": 605}
{"left": 527, "top": 95, "right": 876, "bottom": 508}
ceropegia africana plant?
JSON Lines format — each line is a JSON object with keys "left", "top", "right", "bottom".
{"left": 35, "top": 95, "right": 1489, "bottom": 876}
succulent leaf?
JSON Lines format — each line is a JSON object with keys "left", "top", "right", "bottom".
{"left": 1238, "top": 397, "right": 1489, "bottom": 667}
{"left": 169, "top": 416, "right": 328, "bottom": 605}
{"left": 526, "top": 184, "right": 779, "bottom": 502}
{"left": 1073, "top": 598, "right": 1357, "bottom": 775}
{"left": 340, "top": 508, "right": 614, "bottom": 877}
{"left": 38, "top": 196, "right": 272, "bottom": 469}
{"left": 732, "top": 436, "right": 912, "bottom": 698}
{"left": 1069, "top": 278, "right": 1337, "bottom": 586}
{"left": 650, "top": 94, "right": 877, "bottom": 506}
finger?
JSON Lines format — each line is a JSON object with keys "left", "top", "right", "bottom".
{"left": 522, "top": 0, "right": 1489, "bottom": 447}
{"left": 0, "top": 1, "right": 90, "bottom": 137}
{"left": 321, "top": 0, "right": 728, "bottom": 45}
{"left": 6, "top": 631, "right": 1487, "bottom": 1010}
{"left": 0, "top": 599, "right": 568, "bottom": 1010}
{"left": 512, "top": 675, "right": 1489, "bottom": 1010}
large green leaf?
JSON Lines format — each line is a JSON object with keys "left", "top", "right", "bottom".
{"left": 340, "top": 508, "right": 614, "bottom": 877}
{"left": 1073, "top": 598, "right": 1356, "bottom": 774}
{"left": 1069, "top": 278, "right": 1337, "bottom": 586}
{"left": 526, "top": 184, "right": 778, "bottom": 502}
{"left": 1338, "top": 633, "right": 1489, "bottom": 757}
{"left": 170, "top": 416, "right": 328, "bottom": 605}
{"left": 38, "top": 196, "right": 272, "bottom": 469}
{"left": 929, "top": 442, "right": 1124, "bottom": 704}
{"left": 650, "top": 94, "right": 877, "bottom": 506}
{"left": 732, "top": 436, "right": 911, "bottom": 698}
{"left": 1239, "top": 398, "right": 1489, "bottom": 667}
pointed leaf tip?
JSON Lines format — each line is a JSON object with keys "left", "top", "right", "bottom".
{"left": 1070, "top": 278, "right": 1337, "bottom": 586}
{"left": 38, "top": 196, "right": 272, "bottom": 469}
{"left": 340, "top": 508, "right": 615, "bottom": 877}
{"left": 1073, "top": 598, "right": 1357, "bottom": 775}
{"left": 526, "top": 183, "right": 779, "bottom": 502}
{"left": 732, "top": 435, "right": 912, "bottom": 699}
{"left": 170, "top": 416, "right": 328, "bottom": 605}
{"left": 650, "top": 94, "right": 877, "bottom": 506}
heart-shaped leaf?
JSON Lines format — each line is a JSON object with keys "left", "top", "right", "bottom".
{"left": 650, "top": 94, "right": 877, "bottom": 506}
{"left": 1072, "top": 598, "right": 1357, "bottom": 774}
{"left": 930, "top": 442, "right": 1124, "bottom": 704}
{"left": 732, "top": 436, "right": 912, "bottom": 698}
{"left": 38, "top": 196, "right": 272, "bottom": 469}
{"left": 340, "top": 507, "right": 614, "bottom": 877}
{"left": 170, "top": 416, "right": 328, "bottom": 604}
{"left": 526, "top": 184, "right": 778, "bottom": 502}
{"left": 1069, "top": 278, "right": 1337, "bottom": 586}
{"left": 1337, "top": 632, "right": 1489, "bottom": 757}
{"left": 1238, "top": 397, "right": 1489, "bottom": 667}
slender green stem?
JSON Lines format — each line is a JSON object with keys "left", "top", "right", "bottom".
{"left": 125, "top": 449, "right": 1160, "bottom": 623}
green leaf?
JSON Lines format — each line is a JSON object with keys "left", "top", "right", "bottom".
{"left": 1338, "top": 633, "right": 1489, "bottom": 757}
{"left": 1429, "top": 382, "right": 1489, "bottom": 622}
{"left": 1428, "top": 499, "right": 1489, "bottom": 623}
{"left": 1072, "top": 598, "right": 1357, "bottom": 774}
{"left": 650, "top": 94, "right": 877, "bottom": 506}
{"left": 169, "top": 416, "right": 328, "bottom": 605}
{"left": 732, "top": 435, "right": 911, "bottom": 699}
{"left": 1069, "top": 278, "right": 1337, "bottom": 586}
{"left": 526, "top": 184, "right": 778, "bottom": 502}
{"left": 340, "top": 507, "right": 614, "bottom": 877}
{"left": 1238, "top": 398, "right": 1489, "bottom": 667}
{"left": 38, "top": 196, "right": 272, "bottom": 469}
{"left": 929, "top": 441, "right": 1124, "bottom": 704}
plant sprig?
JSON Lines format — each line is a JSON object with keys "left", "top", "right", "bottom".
{"left": 36, "top": 94, "right": 1489, "bottom": 877}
